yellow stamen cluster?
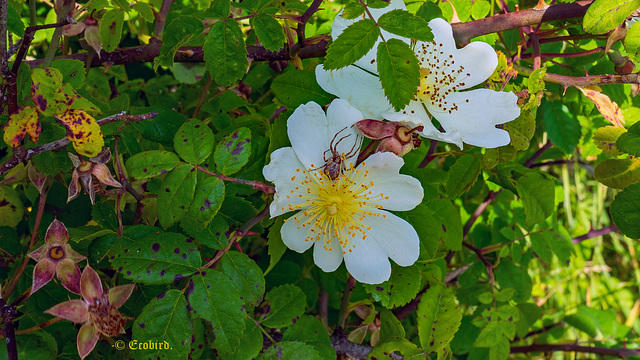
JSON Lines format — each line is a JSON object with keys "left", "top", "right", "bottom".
{"left": 282, "top": 162, "right": 388, "bottom": 254}
{"left": 408, "top": 41, "right": 471, "bottom": 115}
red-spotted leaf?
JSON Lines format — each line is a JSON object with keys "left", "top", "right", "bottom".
{"left": 54, "top": 109, "right": 104, "bottom": 157}
{"left": 214, "top": 127, "right": 252, "bottom": 175}
{"left": 259, "top": 284, "right": 306, "bottom": 328}
{"left": 187, "top": 271, "right": 245, "bottom": 353}
{"left": 3, "top": 106, "right": 41, "bottom": 147}
{"left": 417, "top": 283, "right": 462, "bottom": 353}
{"left": 99, "top": 9, "right": 125, "bottom": 52}
{"left": 31, "top": 68, "right": 76, "bottom": 117}
{"left": 363, "top": 265, "right": 422, "bottom": 309}
{"left": 110, "top": 231, "right": 201, "bottom": 284}
{"left": 133, "top": 290, "right": 193, "bottom": 359}
{"left": 181, "top": 173, "right": 225, "bottom": 232}
{"left": 157, "top": 164, "right": 197, "bottom": 228}
{"left": 125, "top": 150, "right": 181, "bottom": 179}
{"left": 174, "top": 119, "right": 215, "bottom": 164}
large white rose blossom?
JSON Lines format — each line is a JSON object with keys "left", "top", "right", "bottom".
{"left": 263, "top": 100, "right": 423, "bottom": 284}
{"left": 316, "top": 0, "right": 520, "bottom": 149}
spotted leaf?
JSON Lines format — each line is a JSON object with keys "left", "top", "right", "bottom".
{"left": 55, "top": 109, "right": 104, "bottom": 157}
{"left": 174, "top": 119, "right": 215, "bottom": 164}
{"left": 417, "top": 282, "right": 462, "bottom": 354}
{"left": 133, "top": 290, "right": 193, "bottom": 360}
{"left": 214, "top": 127, "right": 252, "bottom": 175}
{"left": 258, "top": 284, "right": 306, "bottom": 329}
{"left": 0, "top": 186, "right": 24, "bottom": 228}
{"left": 181, "top": 173, "right": 225, "bottom": 232}
{"left": 363, "top": 265, "right": 421, "bottom": 309}
{"left": 110, "top": 231, "right": 201, "bottom": 284}
{"left": 3, "top": 106, "right": 41, "bottom": 147}
{"left": 157, "top": 164, "right": 197, "bottom": 228}
{"left": 31, "top": 68, "right": 76, "bottom": 117}
{"left": 187, "top": 271, "right": 245, "bottom": 353}
{"left": 125, "top": 150, "right": 180, "bottom": 179}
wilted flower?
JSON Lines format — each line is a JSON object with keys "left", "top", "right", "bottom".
{"left": 68, "top": 148, "right": 122, "bottom": 204}
{"left": 263, "top": 100, "right": 423, "bottom": 284}
{"left": 28, "top": 220, "right": 86, "bottom": 295}
{"left": 44, "top": 266, "right": 135, "bottom": 360}
{"left": 316, "top": 0, "right": 520, "bottom": 149}
{"left": 355, "top": 119, "right": 423, "bottom": 156}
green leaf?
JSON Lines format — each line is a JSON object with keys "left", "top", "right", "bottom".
{"left": 364, "top": 265, "right": 422, "bottom": 309}
{"left": 50, "top": 59, "right": 86, "bottom": 89}
{"left": 616, "top": 121, "right": 640, "bottom": 156}
{"left": 31, "top": 68, "right": 74, "bottom": 117}
{"left": 265, "top": 217, "right": 286, "bottom": 275}
{"left": 503, "top": 110, "right": 535, "bottom": 151}
{"left": 174, "top": 119, "right": 215, "bottom": 164}
{"left": 516, "top": 172, "right": 555, "bottom": 227}
{"left": 417, "top": 283, "right": 462, "bottom": 353}
{"left": 416, "top": 1, "right": 443, "bottom": 23}
{"left": 133, "top": 290, "right": 193, "bottom": 360}
{"left": 214, "top": 127, "right": 252, "bottom": 175}
{"left": 473, "top": 321, "right": 502, "bottom": 348}
{"left": 593, "top": 125, "right": 626, "bottom": 156}
{"left": 188, "top": 271, "right": 245, "bottom": 353}
{"left": 181, "top": 173, "right": 225, "bottom": 232}
{"left": 210, "top": 0, "right": 230, "bottom": 18}
{"left": 323, "top": 19, "right": 380, "bottom": 70}
{"left": 157, "top": 164, "right": 197, "bottom": 228}
{"left": 489, "top": 337, "right": 510, "bottom": 360}
{"left": 446, "top": 154, "right": 482, "bottom": 199}
{"left": 7, "top": 5, "right": 25, "bottom": 37}
{"left": 133, "top": 2, "right": 154, "bottom": 22}
{"left": 110, "top": 231, "right": 201, "bottom": 284}
{"left": 204, "top": 19, "right": 249, "bottom": 86}
{"left": 218, "top": 251, "right": 266, "bottom": 306}
{"left": 112, "top": 0, "right": 131, "bottom": 11}
{"left": 471, "top": 0, "right": 491, "bottom": 20}
{"left": 594, "top": 158, "right": 640, "bottom": 189}
{"left": 376, "top": 38, "right": 420, "bottom": 111}
{"left": 221, "top": 318, "right": 263, "bottom": 359}
{"left": 611, "top": 181, "right": 640, "bottom": 238}
{"left": 257, "top": 342, "right": 321, "bottom": 360}
{"left": 0, "top": 186, "right": 23, "bottom": 227}
{"left": 377, "top": 9, "right": 433, "bottom": 41}
{"left": 494, "top": 259, "right": 531, "bottom": 303}
{"left": 529, "top": 232, "right": 553, "bottom": 263}
{"left": 251, "top": 14, "right": 285, "bottom": 51}
{"left": 154, "top": 16, "right": 205, "bottom": 70}
{"left": 99, "top": 9, "right": 125, "bottom": 52}
{"left": 126, "top": 150, "right": 180, "bottom": 179}
{"left": 626, "top": 21, "right": 640, "bottom": 64}
{"left": 583, "top": 0, "right": 640, "bottom": 34}
{"left": 259, "top": 284, "right": 307, "bottom": 328}
{"left": 367, "top": 337, "right": 424, "bottom": 359}
{"left": 341, "top": 2, "right": 365, "bottom": 19}
{"left": 515, "top": 303, "right": 542, "bottom": 338}
{"left": 451, "top": 0, "right": 473, "bottom": 21}
{"left": 379, "top": 308, "right": 406, "bottom": 340}
{"left": 283, "top": 316, "right": 336, "bottom": 359}
{"left": 131, "top": 108, "right": 185, "bottom": 145}
{"left": 271, "top": 70, "right": 333, "bottom": 108}
{"left": 542, "top": 100, "right": 581, "bottom": 155}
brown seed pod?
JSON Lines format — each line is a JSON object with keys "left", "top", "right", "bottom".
{"left": 355, "top": 119, "right": 423, "bottom": 156}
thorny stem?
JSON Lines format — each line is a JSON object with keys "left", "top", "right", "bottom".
{"left": 0, "top": 298, "right": 18, "bottom": 360}
{"left": 418, "top": 139, "right": 439, "bottom": 168}
{"left": 515, "top": 64, "right": 640, "bottom": 87}
{"left": 572, "top": 225, "right": 619, "bottom": 244}
{"left": 0, "top": 112, "right": 158, "bottom": 177}
{"left": 517, "top": 46, "right": 605, "bottom": 61}
{"left": 195, "top": 165, "right": 275, "bottom": 194}
{"left": 199, "top": 205, "right": 270, "bottom": 270}
{"left": 1, "top": 181, "right": 50, "bottom": 300}
{"left": 155, "top": 0, "right": 173, "bottom": 37}
{"left": 0, "top": 317, "right": 63, "bottom": 339}
{"left": 296, "top": 0, "right": 323, "bottom": 47}
{"left": 337, "top": 275, "right": 356, "bottom": 329}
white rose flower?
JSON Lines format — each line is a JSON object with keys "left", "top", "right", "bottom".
{"left": 263, "top": 99, "right": 423, "bottom": 284}
{"left": 316, "top": 0, "right": 520, "bottom": 149}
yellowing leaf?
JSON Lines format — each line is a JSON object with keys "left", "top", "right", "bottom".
{"left": 577, "top": 86, "right": 625, "bottom": 127}
{"left": 3, "top": 106, "right": 41, "bottom": 147}
{"left": 55, "top": 109, "right": 104, "bottom": 157}
{"left": 31, "top": 68, "right": 77, "bottom": 117}
{"left": 593, "top": 126, "right": 626, "bottom": 156}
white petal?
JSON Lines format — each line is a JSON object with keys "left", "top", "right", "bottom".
{"left": 359, "top": 152, "right": 423, "bottom": 211}
{"left": 280, "top": 211, "right": 316, "bottom": 253}
{"left": 381, "top": 101, "right": 453, "bottom": 145}
{"left": 287, "top": 100, "right": 364, "bottom": 170}
{"left": 287, "top": 102, "right": 331, "bottom": 169}
{"left": 426, "top": 18, "right": 458, "bottom": 60}
{"left": 361, "top": 210, "right": 419, "bottom": 266}
{"left": 425, "top": 89, "right": 519, "bottom": 148}
{"left": 313, "top": 236, "right": 344, "bottom": 272}
{"left": 316, "top": 66, "right": 392, "bottom": 120}
{"left": 342, "top": 232, "right": 392, "bottom": 285}
{"left": 263, "top": 147, "right": 308, "bottom": 217}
